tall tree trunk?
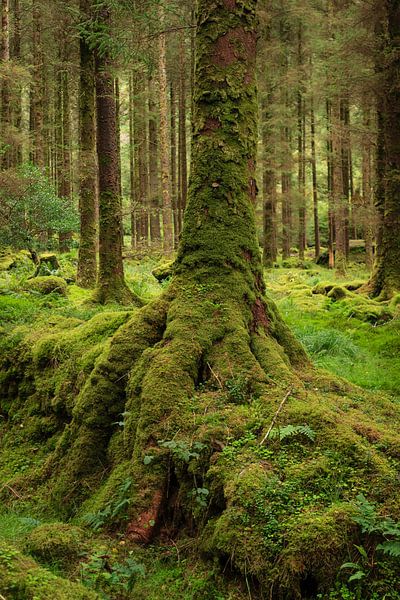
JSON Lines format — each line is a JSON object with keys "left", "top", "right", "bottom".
{"left": 11, "top": 0, "right": 22, "bottom": 165}
{"left": 158, "top": 5, "right": 173, "bottom": 254}
{"left": 57, "top": 61, "right": 72, "bottom": 252}
{"left": 331, "top": 98, "right": 347, "bottom": 276}
{"left": 310, "top": 95, "right": 320, "bottom": 261}
{"left": 1, "top": 0, "right": 11, "bottom": 169}
{"left": 362, "top": 109, "right": 374, "bottom": 271}
{"left": 261, "top": 93, "right": 277, "bottom": 268}
{"left": 148, "top": 75, "right": 161, "bottom": 244}
{"left": 340, "top": 96, "right": 351, "bottom": 259}
{"left": 297, "top": 24, "right": 306, "bottom": 261}
{"left": 170, "top": 79, "right": 179, "bottom": 245}
{"left": 77, "top": 0, "right": 98, "bottom": 288}
{"left": 31, "top": 0, "right": 45, "bottom": 168}
{"left": 93, "top": 7, "right": 137, "bottom": 305}
{"left": 369, "top": 0, "right": 400, "bottom": 296}
{"left": 178, "top": 30, "right": 188, "bottom": 239}
{"left": 133, "top": 74, "right": 148, "bottom": 249}
{"left": 129, "top": 75, "right": 136, "bottom": 250}
{"left": 326, "top": 99, "right": 335, "bottom": 269}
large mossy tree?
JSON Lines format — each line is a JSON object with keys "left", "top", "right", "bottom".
{"left": 4, "top": 1, "right": 400, "bottom": 598}
{"left": 369, "top": 0, "right": 400, "bottom": 297}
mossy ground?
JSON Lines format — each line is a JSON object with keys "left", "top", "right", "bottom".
{"left": 1, "top": 252, "right": 399, "bottom": 599}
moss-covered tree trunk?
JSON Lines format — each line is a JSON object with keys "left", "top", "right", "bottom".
{"left": 46, "top": 0, "right": 305, "bottom": 524}
{"left": 369, "top": 0, "right": 400, "bottom": 297}
{"left": 93, "top": 6, "right": 137, "bottom": 305}
{"left": 77, "top": 0, "right": 98, "bottom": 288}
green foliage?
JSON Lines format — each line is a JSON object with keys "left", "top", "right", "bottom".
{"left": 157, "top": 439, "right": 207, "bottom": 464}
{"left": 352, "top": 494, "right": 400, "bottom": 558}
{"left": 269, "top": 423, "right": 316, "bottom": 442}
{"left": 0, "top": 164, "right": 78, "bottom": 251}
{"left": 82, "top": 478, "right": 133, "bottom": 531}
{"left": 80, "top": 550, "right": 145, "bottom": 598}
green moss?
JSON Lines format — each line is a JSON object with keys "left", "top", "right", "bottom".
{"left": 25, "top": 276, "right": 68, "bottom": 296}
{"left": 25, "top": 523, "right": 89, "bottom": 570}
{"left": 0, "top": 541, "right": 98, "bottom": 599}
{"left": 152, "top": 261, "right": 174, "bottom": 282}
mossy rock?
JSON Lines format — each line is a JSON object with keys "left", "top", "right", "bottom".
{"left": 25, "top": 276, "right": 68, "bottom": 296}
{"left": 152, "top": 261, "right": 174, "bottom": 282}
{"left": 344, "top": 280, "right": 365, "bottom": 292}
{"left": 327, "top": 286, "right": 348, "bottom": 301}
{"left": 34, "top": 254, "right": 60, "bottom": 277}
{"left": 25, "top": 523, "right": 89, "bottom": 570}
{"left": 312, "top": 282, "right": 335, "bottom": 296}
{"left": 0, "top": 541, "right": 98, "bottom": 599}
{"left": 0, "top": 249, "right": 33, "bottom": 271}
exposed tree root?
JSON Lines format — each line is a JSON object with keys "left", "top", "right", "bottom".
{"left": 2, "top": 273, "right": 400, "bottom": 598}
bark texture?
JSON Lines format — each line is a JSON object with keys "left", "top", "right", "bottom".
{"left": 93, "top": 7, "right": 137, "bottom": 304}
{"left": 77, "top": 0, "right": 98, "bottom": 288}
{"left": 369, "top": 0, "right": 400, "bottom": 296}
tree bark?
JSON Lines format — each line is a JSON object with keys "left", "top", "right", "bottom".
{"left": 369, "top": 0, "right": 400, "bottom": 296}
{"left": 158, "top": 5, "right": 173, "bottom": 255}
{"left": 310, "top": 95, "right": 320, "bottom": 261}
{"left": 93, "top": 7, "right": 137, "bottom": 304}
{"left": 178, "top": 30, "right": 188, "bottom": 239}
{"left": 77, "top": 0, "right": 98, "bottom": 288}
{"left": 30, "top": 0, "right": 45, "bottom": 168}
{"left": 148, "top": 75, "right": 161, "bottom": 244}
{"left": 1, "top": 0, "right": 11, "bottom": 169}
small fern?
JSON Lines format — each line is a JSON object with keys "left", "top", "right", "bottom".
{"left": 269, "top": 424, "right": 316, "bottom": 443}
{"left": 377, "top": 541, "right": 400, "bottom": 558}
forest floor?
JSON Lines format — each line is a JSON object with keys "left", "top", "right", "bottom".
{"left": 0, "top": 250, "right": 399, "bottom": 600}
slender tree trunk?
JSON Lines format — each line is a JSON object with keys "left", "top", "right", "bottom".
{"left": 340, "top": 97, "right": 351, "bottom": 259}
{"left": 310, "top": 95, "right": 320, "bottom": 261}
{"left": 31, "top": 0, "right": 45, "bottom": 168}
{"left": 148, "top": 75, "right": 161, "bottom": 244}
{"left": 1, "top": 0, "right": 11, "bottom": 169}
{"left": 326, "top": 99, "right": 335, "bottom": 269}
{"left": 158, "top": 5, "right": 173, "bottom": 254}
{"left": 133, "top": 75, "right": 148, "bottom": 249}
{"left": 11, "top": 0, "right": 22, "bottom": 165}
{"left": 170, "top": 79, "right": 179, "bottom": 246}
{"left": 261, "top": 94, "right": 277, "bottom": 268}
{"left": 178, "top": 30, "right": 188, "bottom": 238}
{"left": 57, "top": 60, "right": 72, "bottom": 252}
{"left": 94, "top": 7, "right": 136, "bottom": 304}
{"left": 362, "top": 109, "right": 374, "bottom": 270}
{"left": 281, "top": 126, "right": 292, "bottom": 261}
{"left": 129, "top": 75, "right": 136, "bottom": 250}
{"left": 77, "top": 0, "right": 98, "bottom": 288}
{"left": 297, "top": 24, "right": 306, "bottom": 261}
{"left": 114, "top": 78, "right": 123, "bottom": 200}
{"left": 331, "top": 98, "right": 347, "bottom": 276}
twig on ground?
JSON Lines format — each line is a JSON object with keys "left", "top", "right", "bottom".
{"left": 259, "top": 387, "right": 293, "bottom": 446}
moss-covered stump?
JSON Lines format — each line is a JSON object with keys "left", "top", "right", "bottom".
{"left": 0, "top": 541, "right": 98, "bottom": 599}
{"left": 24, "top": 276, "right": 68, "bottom": 296}
{"left": 33, "top": 253, "right": 60, "bottom": 277}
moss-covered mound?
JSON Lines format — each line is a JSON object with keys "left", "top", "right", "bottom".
{"left": 25, "top": 523, "right": 89, "bottom": 570}
{"left": 1, "top": 280, "right": 400, "bottom": 599}
{"left": 25, "top": 275, "right": 68, "bottom": 296}
{"left": 0, "top": 541, "right": 98, "bottom": 599}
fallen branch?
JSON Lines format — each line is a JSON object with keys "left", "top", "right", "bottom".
{"left": 259, "top": 387, "right": 293, "bottom": 446}
{"left": 0, "top": 483, "right": 23, "bottom": 499}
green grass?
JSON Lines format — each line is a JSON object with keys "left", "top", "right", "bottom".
{"left": 269, "top": 266, "right": 400, "bottom": 397}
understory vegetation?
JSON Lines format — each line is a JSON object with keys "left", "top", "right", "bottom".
{"left": 0, "top": 251, "right": 399, "bottom": 600}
